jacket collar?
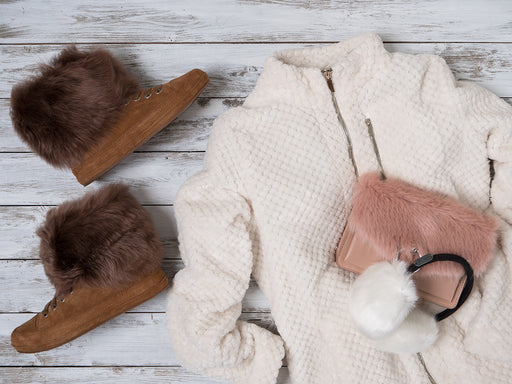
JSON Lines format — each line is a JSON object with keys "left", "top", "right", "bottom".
{"left": 245, "top": 33, "right": 391, "bottom": 109}
{"left": 267, "top": 32, "right": 389, "bottom": 77}
{"left": 243, "top": 34, "right": 391, "bottom": 184}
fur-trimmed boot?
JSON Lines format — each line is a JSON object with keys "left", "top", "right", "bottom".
{"left": 10, "top": 46, "right": 209, "bottom": 186}
{"left": 11, "top": 184, "right": 168, "bottom": 353}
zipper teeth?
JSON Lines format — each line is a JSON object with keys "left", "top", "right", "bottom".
{"left": 364, "top": 118, "right": 386, "bottom": 179}
{"left": 323, "top": 70, "right": 435, "bottom": 384}
{"left": 331, "top": 93, "right": 359, "bottom": 178}
{"left": 324, "top": 71, "right": 435, "bottom": 384}
{"left": 322, "top": 69, "right": 359, "bottom": 179}
{"left": 417, "top": 352, "right": 437, "bottom": 384}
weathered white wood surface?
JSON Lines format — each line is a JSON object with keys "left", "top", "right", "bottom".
{"left": 0, "top": 313, "right": 278, "bottom": 366}
{"left": 1, "top": 0, "right": 511, "bottom": 383}
{"left": 1, "top": 0, "right": 511, "bottom": 43}
{"left": 0, "top": 153, "right": 203, "bottom": 205}
{"left": 0, "top": 206, "right": 180, "bottom": 260}
{"left": 2, "top": 43, "right": 512, "bottom": 100}
{"left": 0, "top": 260, "right": 271, "bottom": 312}
{"left": 0, "top": 367, "right": 291, "bottom": 384}
{"left": 0, "top": 97, "right": 241, "bottom": 152}
{"left": 0, "top": 367, "right": 228, "bottom": 384}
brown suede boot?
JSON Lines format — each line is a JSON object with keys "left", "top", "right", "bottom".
{"left": 11, "top": 184, "right": 168, "bottom": 353}
{"left": 11, "top": 268, "right": 168, "bottom": 353}
{"left": 10, "top": 46, "right": 209, "bottom": 186}
{"left": 72, "top": 68, "right": 209, "bottom": 186}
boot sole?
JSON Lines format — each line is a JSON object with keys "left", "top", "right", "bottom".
{"left": 12, "top": 268, "right": 169, "bottom": 353}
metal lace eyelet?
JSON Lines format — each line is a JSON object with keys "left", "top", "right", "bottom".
{"left": 43, "top": 313, "right": 48, "bottom": 318}
{"left": 133, "top": 95, "right": 141, "bottom": 102}
{"left": 69, "top": 288, "right": 73, "bottom": 295}
{"left": 60, "top": 298, "right": 65, "bottom": 303}
{"left": 154, "top": 87, "right": 162, "bottom": 94}
{"left": 144, "top": 92, "right": 152, "bottom": 99}
{"left": 51, "top": 305, "right": 57, "bottom": 311}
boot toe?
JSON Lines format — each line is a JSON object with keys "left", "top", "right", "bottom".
{"left": 11, "top": 315, "right": 43, "bottom": 353}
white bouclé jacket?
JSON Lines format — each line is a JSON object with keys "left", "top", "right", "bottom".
{"left": 166, "top": 33, "right": 512, "bottom": 383}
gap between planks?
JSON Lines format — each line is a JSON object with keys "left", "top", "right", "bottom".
{"left": 2, "top": 43, "right": 512, "bottom": 99}
{"left": 2, "top": 41, "right": 512, "bottom": 45}
{"left": 2, "top": 0, "right": 512, "bottom": 44}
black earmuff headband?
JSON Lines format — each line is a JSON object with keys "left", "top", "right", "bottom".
{"left": 407, "top": 253, "right": 474, "bottom": 322}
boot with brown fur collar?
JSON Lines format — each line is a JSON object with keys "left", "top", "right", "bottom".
{"left": 10, "top": 46, "right": 209, "bottom": 186}
{"left": 11, "top": 184, "right": 169, "bottom": 353}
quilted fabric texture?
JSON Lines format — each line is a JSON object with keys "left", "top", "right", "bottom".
{"left": 166, "top": 33, "right": 512, "bottom": 383}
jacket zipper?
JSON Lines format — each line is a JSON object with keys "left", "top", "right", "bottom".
{"left": 417, "top": 352, "right": 437, "bottom": 384}
{"left": 321, "top": 68, "right": 359, "bottom": 178}
{"left": 367, "top": 118, "right": 437, "bottom": 384}
{"left": 364, "top": 118, "right": 386, "bottom": 179}
{"left": 322, "top": 70, "right": 437, "bottom": 384}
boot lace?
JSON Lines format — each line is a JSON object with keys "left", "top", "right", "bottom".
{"left": 41, "top": 288, "right": 72, "bottom": 318}
{"left": 126, "top": 85, "right": 163, "bottom": 105}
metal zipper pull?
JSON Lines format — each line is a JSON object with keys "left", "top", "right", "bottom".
{"left": 365, "top": 118, "right": 386, "bottom": 180}
{"left": 321, "top": 68, "right": 359, "bottom": 179}
{"left": 322, "top": 68, "right": 335, "bottom": 92}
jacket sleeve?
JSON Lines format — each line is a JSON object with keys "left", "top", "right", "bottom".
{"left": 458, "top": 83, "right": 512, "bottom": 362}
{"left": 166, "top": 110, "right": 285, "bottom": 383}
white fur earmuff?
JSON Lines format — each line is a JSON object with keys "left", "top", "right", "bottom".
{"left": 371, "top": 308, "right": 438, "bottom": 354}
{"left": 349, "top": 261, "right": 418, "bottom": 339}
{"left": 349, "top": 260, "right": 438, "bottom": 353}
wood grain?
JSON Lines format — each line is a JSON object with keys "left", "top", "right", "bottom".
{"left": 0, "top": 367, "right": 227, "bottom": 384}
{"left": 1, "top": 1, "right": 511, "bottom": 382}
{"left": 0, "top": 153, "right": 204, "bottom": 205}
{"left": 0, "top": 259, "right": 272, "bottom": 312}
{"left": 0, "top": 312, "right": 278, "bottom": 366}
{"left": 0, "top": 98, "right": 243, "bottom": 152}
{"left": 2, "top": 95, "right": 511, "bottom": 153}
{"left": 0, "top": 367, "right": 292, "bottom": 384}
{"left": 0, "top": 206, "right": 179, "bottom": 260}
{"left": 1, "top": 0, "right": 511, "bottom": 43}
{"left": 2, "top": 43, "right": 512, "bottom": 100}
{"left": 0, "top": 44, "right": 267, "bottom": 98}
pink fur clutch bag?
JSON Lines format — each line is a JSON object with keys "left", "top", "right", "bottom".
{"left": 337, "top": 173, "right": 499, "bottom": 308}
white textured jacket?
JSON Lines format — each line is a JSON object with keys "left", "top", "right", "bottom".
{"left": 166, "top": 33, "right": 512, "bottom": 383}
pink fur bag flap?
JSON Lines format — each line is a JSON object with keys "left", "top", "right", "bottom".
{"left": 347, "top": 172, "right": 499, "bottom": 278}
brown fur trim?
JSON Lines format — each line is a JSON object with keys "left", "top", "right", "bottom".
{"left": 10, "top": 46, "right": 139, "bottom": 168}
{"left": 37, "top": 184, "right": 163, "bottom": 296}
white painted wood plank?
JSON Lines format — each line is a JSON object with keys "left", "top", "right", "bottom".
{"left": 0, "top": 44, "right": 266, "bottom": 98}
{"left": 2, "top": 43, "right": 512, "bottom": 102}
{"left": 0, "top": 367, "right": 227, "bottom": 384}
{"left": 386, "top": 42, "right": 512, "bottom": 88}
{"left": 0, "top": 206, "right": 47, "bottom": 260}
{"left": 0, "top": 206, "right": 271, "bottom": 310}
{"left": 0, "top": 206, "right": 180, "bottom": 260}
{"left": 0, "top": 259, "right": 271, "bottom": 312}
{"left": 0, "top": 98, "right": 242, "bottom": 152}
{"left": 0, "top": 313, "right": 278, "bottom": 366}
{"left": 1, "top": 0, "right": 511, "bottom": 43}
{"left": 0, "top": 153, "right": 203, "bottom": 205}
{"left": 2, "top": 95, "right": 511, "bottom": 153}
{"left": 0, "top": 367, "right": 292, "bottom": 384}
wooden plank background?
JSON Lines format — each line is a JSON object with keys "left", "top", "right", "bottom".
{"left": 1, "top": 1, "right": 511, "bottom": 383}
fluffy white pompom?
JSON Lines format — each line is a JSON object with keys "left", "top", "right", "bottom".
{"left": 372, "top": 308, "right": 439, "bottom": 354}
{"left": 349, "top": 261, "right": 418, "bottom": 339}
